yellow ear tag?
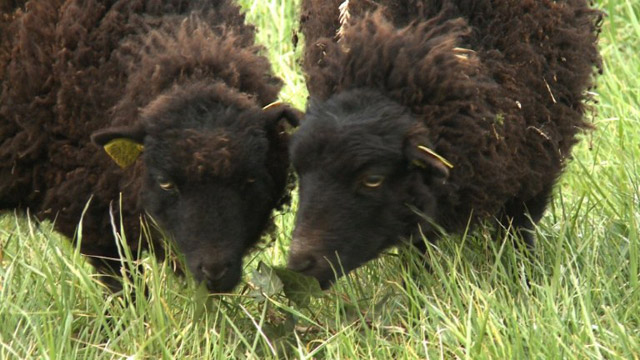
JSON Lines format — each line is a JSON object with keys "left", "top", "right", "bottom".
{"left": 262, "top": 100, "right": 283, "bottom": 111}
{"left": 417, "top": 145, "right": 454, "bottom": 169}
{"left": 103, "top": 138, "right": 144, "bottom": 168}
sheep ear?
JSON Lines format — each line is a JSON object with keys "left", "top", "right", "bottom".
{"left": 405, "top": 142, "right": 453, "bottom": 179}
{"left": 91, "top": 125, "right": 146, "bottom": 169}
{"left": 262, "top": 101, "right": 302, "bottom": 130}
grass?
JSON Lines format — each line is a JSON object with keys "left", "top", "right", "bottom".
{"left": 1, "top": 0, "right": 639, "bottom": 358}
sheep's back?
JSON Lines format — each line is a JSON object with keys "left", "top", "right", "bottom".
{"left": 0, "top": 0, "right": 279, "bottom": 213}
{"left": 300, "top": 0, "right": 602, "bottom": 232}
{"left": 435, "top": 0, "right": 602, "bottom": 230}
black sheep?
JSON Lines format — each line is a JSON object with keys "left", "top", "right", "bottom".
{"left": 0, "top": 0, "right": 300, "bottom": 293}
{"left": 288, "top": 0, "right": 602, "bottom": 288}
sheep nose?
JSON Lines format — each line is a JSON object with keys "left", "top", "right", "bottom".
{"left": 287, "top": 253, "right": 317, "bottom": 273}
{"left": 201, "top": 263, "right": 230, "bottom": 281}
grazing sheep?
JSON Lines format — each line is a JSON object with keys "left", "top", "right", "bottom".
{"left": 0, "top": 0, "right": 300, "bottom": 293}
{"left": 288, "top": 0, "right": 602, "bottom": 288}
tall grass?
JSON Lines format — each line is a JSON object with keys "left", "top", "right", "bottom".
{"left": 1, "top": 0, "right": 638, "bottom": 358}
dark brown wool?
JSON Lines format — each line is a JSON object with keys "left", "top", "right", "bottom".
{"left": 0, "top": 0, "right": 299, "bottom": 292}
{"left": 289, "top": 0, "right": 602, "bottom": 287}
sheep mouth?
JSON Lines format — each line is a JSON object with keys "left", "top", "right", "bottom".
{"left": 187, "top": 255, "right": 244, "bottom": 293}
{"left": 289, "top": 254, "right": 367, "bottom": 289}
{"left": 200, "top": 269, "right": 242, "bottom": 293}
{"left": 298, "top": 269, "right": 340, "bottom": 290}
{"left": 205, "top": 278, "right": 238, "bottom": 293}
{"left": 317, "top": 278, "right": 334, "bottom": 290}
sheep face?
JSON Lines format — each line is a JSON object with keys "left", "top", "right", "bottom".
{"left": 141, "top": 128, "right": 272, "bottom": 292}
{"left": 288, "top": 89, "right": 448, "bottom": 288}
{"left": 93, "top": 102, "right": 298, "bottom": 293}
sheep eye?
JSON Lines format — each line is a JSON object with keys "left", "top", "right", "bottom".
{"left": 362, "top": 175, "right": 384, "bottom": 188}
{"left": 157, "top": 177, "right": 176, "bottom": 191}
{"left": 247, "top": 178, "right": 256, "bottom": 184}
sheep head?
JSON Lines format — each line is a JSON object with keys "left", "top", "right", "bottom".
{"left": 289, "top": 5, "right": 494, "bottom": 288}
{"left": 92, "top": 86, "right": 300, "bottom": 293}
{"left": 288, "top": 89, "right": 450, "bottom": 288}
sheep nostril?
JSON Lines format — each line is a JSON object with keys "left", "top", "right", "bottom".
{"left": 287, "top": 254, "right": 316, "bottom": 273}
{"left": 201, "top": 264, "right": 229, "bottom": 281}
